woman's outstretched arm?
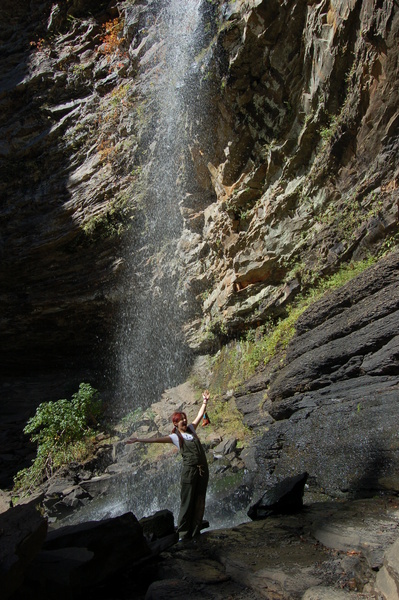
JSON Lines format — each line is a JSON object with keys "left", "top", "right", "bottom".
{"left": 126, "top": 435, "right": 173, "bottom": 445}
{"left": 192, "top": 389, "right": 210, "bottom": 429}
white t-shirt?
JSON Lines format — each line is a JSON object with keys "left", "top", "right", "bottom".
{"left": 169, "top": 425, "right": 195, "bottom": 449}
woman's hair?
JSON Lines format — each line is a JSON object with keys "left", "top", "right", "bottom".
{"left": 171, "top": 411, "right": 187, "bottom": 427}
{"left": 171, "top": 412, "right": 187, "bottom": 448}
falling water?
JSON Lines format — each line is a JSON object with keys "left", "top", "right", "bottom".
{"left": 115, "top": 0, "right": 205, "bottom": 412}
{"left": 109, "top": 0, "right": 211, "bottom": 520}
{"left": 56, "top": 0, "right": 249, "bottom": 530}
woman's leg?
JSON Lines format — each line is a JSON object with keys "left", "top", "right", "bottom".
{"left": 191, "top": 469, "right": 209, "bottom": 537}
{"left": 177, "top": 474, "right": 197, "bottom": 539}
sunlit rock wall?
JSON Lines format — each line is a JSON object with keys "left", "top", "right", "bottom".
{"left": 1, "top": 0, "right": 398, "bottom": 368}
{"left": 182, "top": 0, "right": 399, "bottom": 349}
{"left": 0, "top": 0, "right": 398, "bottom": 477}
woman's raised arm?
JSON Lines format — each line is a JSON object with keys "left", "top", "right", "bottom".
{"left": 192, "top": 390, "right": 210, "bottom": 429}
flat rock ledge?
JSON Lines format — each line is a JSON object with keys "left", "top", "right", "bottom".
{"left": 146, "top": 496, "right": 399, "bottom": 600}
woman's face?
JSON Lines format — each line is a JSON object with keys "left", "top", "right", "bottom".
{"left": 177, "top": 414, "right": 187, "bottom": 432}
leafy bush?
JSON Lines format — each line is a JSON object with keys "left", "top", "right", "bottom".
{"left": 14, "top": 383, "right": 103, "bottom": 496}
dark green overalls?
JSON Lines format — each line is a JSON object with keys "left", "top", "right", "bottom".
{"left": 177, "top": 429, "right": 209, "bottom": 540}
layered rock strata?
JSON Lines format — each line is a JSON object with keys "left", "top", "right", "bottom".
{"left": 1, "top": 0, "right": 399, "bottom": 486}
{"left": 235, "top": 250, "right": 399, "bottom": 500}
{"left": 1, "top": 0, "right": 398, "bottom": 369}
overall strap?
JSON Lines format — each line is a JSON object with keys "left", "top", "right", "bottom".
{"left": 174, "top": 425, "right": 197, "bottom": 449}
{"left": 188, "top": 424, "right": 199, "bottom": 439}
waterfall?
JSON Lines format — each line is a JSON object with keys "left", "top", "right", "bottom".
{"left": 115, "top": 0, "right": 205, "bottom": 413}
{"left": 61, "top": 0, "right": 237, "bottom": 529}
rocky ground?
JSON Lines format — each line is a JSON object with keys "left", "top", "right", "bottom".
{"left": 147, "top": 496, "right": 399, "bottom": 600}
{"left": 2, "top": 493, "right": 399, "bottom": 600}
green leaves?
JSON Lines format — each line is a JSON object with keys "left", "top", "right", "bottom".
{"left": 14, "top": 383, "right": 102, "bottom": 496}
{"left": 24, "top": 383, "right": 102, "bottom": 446}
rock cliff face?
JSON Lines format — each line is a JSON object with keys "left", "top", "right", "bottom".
{"left": 0, "top": 0, "right": 127, "bottom": 375}
{"left": 0, "top": 0, "right": 398, "bottom": 487}
{"left": 186, "top": 0, "right": 399, "bottom": 347}
{"left": 235, "top": 249, "right": 399, "bottom": 500}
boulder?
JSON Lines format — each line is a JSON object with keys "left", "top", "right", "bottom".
{"left": 34, "top": 512, "right": 151, "bottom": 595}
{"left": 7, "top": 512, "right": 152, "bottom": 599}
{"left": 21, "top": 547, "right": 95, "bottom": 600}
{"left": 213, "top": 438, "right": 237, "bottom": 457}
{"left": 247, "top": 472, "right": 308, "bottom": 520}
{"left": 9, "top": 509, "right": 180, "bottom": 600}
{"left": 374, "top": 538, "right": 399, "bottom": 600}
{"left": 0, "top": 498, "right": 48, "bottom": 599}
{"left": 43, "top": 482, "right": 92, "bottom": 518}
{"left": 44, "top": 510, "right": 150, "bottom": 558}
{"left": 139, "top": 509, "right": 175, "bottom": 541}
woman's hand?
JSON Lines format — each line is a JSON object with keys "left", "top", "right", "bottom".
{"left": 202, "top": 389, "right": 210, "bottom": 402}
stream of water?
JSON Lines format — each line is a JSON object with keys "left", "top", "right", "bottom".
{"left": 91, "top": 0, "right": 245, "bottom": 529}
{"left": 114, "top": 0, "right": 204, "bottom": 413}
{"left": 70, "top": 0, "right": 251, "bottom": 532}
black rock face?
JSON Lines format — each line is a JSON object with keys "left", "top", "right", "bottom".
{"left": 247, "top": 472, "right": 308, "bottom": 520}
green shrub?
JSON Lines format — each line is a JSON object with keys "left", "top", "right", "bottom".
{"left": 14, "top": 383, "right": 103, "bottom": 496}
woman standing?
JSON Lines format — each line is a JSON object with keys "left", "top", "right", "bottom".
{"left": 126, "top": 390, "right": 210, "bottom": 540}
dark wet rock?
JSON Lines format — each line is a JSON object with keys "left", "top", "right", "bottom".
{"left": 293, "top": 252, "right": 399, "bottom": 338}
{"left": 16, "top": 512, "right": 152, "bottom": 598}
{"left": 44, "top": 510, "right": 149, "bottom": 556}
{"left": 240, "top": 446, "right": 258, "bottom": 472}
{"left": 38, "top": 446, "right": 119, "bottom": 520}
{"left": 23, "top": 547, "right": 95, "bottom": 600}
{"left": 230, "top": 252, "right": 399, "bottom": 503}
{"left": 139, "top": 509, "right": 175, "bottom": 542}
{"left": 0, "top": 498, "right": 47, "bottom": 600}
{"left": 44, "top": 484, "right": 93, "bottom": 518}
{"left": 6, "top": 506, "right": 179, "bottom": 600}
{"left": 234, "top": 389, "right": 274, "bottom": 430}
{"left": 78, "top": 473, "right": 116, "bottom": 497}
{"left": 252, "top": 378, "right": 399, "bottom": 501}
{"left": 75, "top": 444, "right": 115, "bottom": 474}
{"left": 247, "top": 472, "right": 308, "bottom": 520}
